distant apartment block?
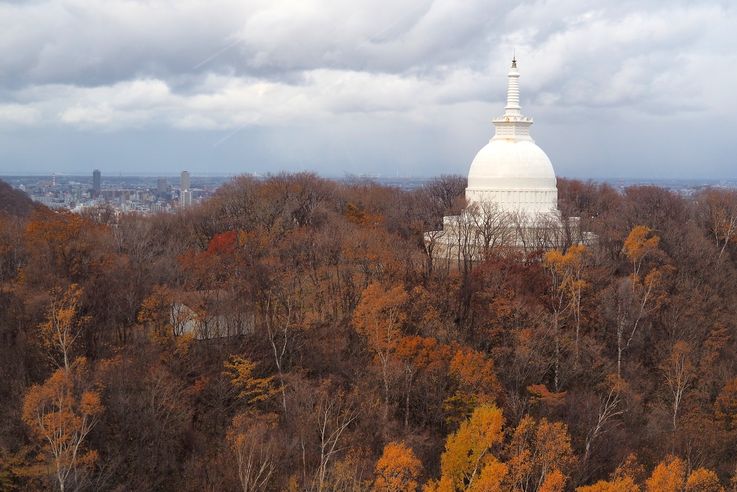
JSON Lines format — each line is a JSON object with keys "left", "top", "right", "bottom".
{"left": 92, "top": 169, "right": 101, "bottom": 197}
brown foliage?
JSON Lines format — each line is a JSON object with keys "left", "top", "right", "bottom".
{"left": 5, "top": 175, "right": 737, "bottom": 491}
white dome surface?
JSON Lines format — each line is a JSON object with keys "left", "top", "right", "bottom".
{"left": 467, "top": 139, "right": 556, "bottom": 190}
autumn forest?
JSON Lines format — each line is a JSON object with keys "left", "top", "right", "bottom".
{"left": 2, "top": 174, "right": 737, "bottom": 492}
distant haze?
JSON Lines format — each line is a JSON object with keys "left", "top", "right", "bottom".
{"left": 0, "top": 0, "right": 735, "bottom": 179}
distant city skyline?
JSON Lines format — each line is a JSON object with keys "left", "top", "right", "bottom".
{"left": 0, "top": 1, "right": 735, "bottom": 179}
{"left": 7, "top": 169, "right": 737, "bottom": 216}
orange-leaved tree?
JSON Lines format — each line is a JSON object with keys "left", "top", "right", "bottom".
{"left": 137, "top": 285, "right": 193, "bottom": 338}
{"left": 577, "top": 477, "right": 640, "bottom": 492}
{"left": 645, "top": 456, "right": 685, "bottom": 492}
{"left": 41, "top": 283, "right": 88, "bottom": 371}
{"left": 24, "top": 210, "right": 88, "bottom": 282}
{"left": 622, "top": 226, "right": 660, "bottom": 283}
{"left": 373, "top": 441, "right": 423, "bottom": 492}
{"left": 506, "top": 416, "right": 576, "bottom": 492}
{"left": 394, "top": 336, "right": 452, "bottom": 428}
{"left": 353, "top": 282, "right": 409, "bottom": 419}
{"left": 539, "top": 469, "right": 566, "bottom": 492}
{"left": 576, "top": 453, "right": 641, "bottom": 492}
{"left": 444, "top": 347, "right": 502, "bottom": 426}
{"left": 685, "top": 468, "right": 723, "bottom": 492}
{"left": 22, "top": 358, "right": 103, "bottom": 492}
{"left": 644, "top": 457, "right": 723, "bottom": 492}
{"left": 464, "top": 458, "right": 507, "bottom": 492}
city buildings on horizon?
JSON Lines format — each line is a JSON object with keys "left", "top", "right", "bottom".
{"left": 2, "top": 170, "right": 220, "bottom": 216}
{"left": 4, "top": 171, "right": 737, "bottom": 219}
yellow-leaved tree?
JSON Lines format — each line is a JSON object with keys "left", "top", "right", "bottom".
{"left": 223, "top": 356, "right": 279, "bottom": 492}
{"left": 543, "top": 244, "right": 588, "bottom": 376}
{"left": 223, "top": 355, "right": 278, "bottom": 405}
{"left": 425, "top": 403, "right": 505, "bottom": 492}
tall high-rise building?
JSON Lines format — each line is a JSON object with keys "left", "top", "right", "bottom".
{"left": 180, "top": 171, "right": 190, "bottom": 192}
{"left": 180, "top": 189, "right": 192, "bottom": 208}
{"left": 92, "top": 169, "right": 101, "bottom": 197}
{"left": 157, "top": 178, "right": 168, "bottom": 193}
{"left": 180, "top": 170, "right": 192, "bottom": 208}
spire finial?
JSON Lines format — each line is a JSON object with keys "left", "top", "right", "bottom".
{"left": 504, "top": 56, "right": 521, "bottom": 116}
{"left": 494, "top": 55, "right": 533, "bottom": 142}
{"left": 512, "top": 50, "right": 517, "bottom": 68}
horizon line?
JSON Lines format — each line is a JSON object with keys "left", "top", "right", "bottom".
{"left": 3, "top": 173, "right": 737, "bottom": 184}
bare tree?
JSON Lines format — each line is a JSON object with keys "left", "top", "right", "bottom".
{"left": 614, "top": 271, "right": 662, "bottom": 377}
{"left": 312, "top": 394, "right": 358, "bottom": 492}
{"left": 661, "top": 341, "right": 694, "bottom": 433}
{"left": 696, "top": 189, "right": 737, "bottom": 260}
{"left": 422, "top": 175, "right": 467, "bottom": 217}
{"left": 508, "top": 210, "right": 531, "bottom": 251}
{"left": 423, "top": 228, "right": 446, "bottom": 276}
{"left": 262, "top": 290, "right": 296, "bottom": 414}
{"left": 228, "top": 417, "right": 276, "bottom": 492}
{"left": 583, "top": 381, "right": 625, "bottom": 466}
{"left": 454, "top": 213, "right": 478, "bottom": 276}
{"left": 468, "top": 202, "right": 513, "bottom": 260}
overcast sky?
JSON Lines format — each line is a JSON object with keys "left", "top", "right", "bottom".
{"left": 0, "top": 0, "right": 735, "bottom": 179}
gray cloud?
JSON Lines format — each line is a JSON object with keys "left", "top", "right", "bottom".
{"left": 0, "top": 0, "right": 735, "bottom": 178}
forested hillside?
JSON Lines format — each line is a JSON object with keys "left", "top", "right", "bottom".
{"left": 2, "top": 173, "right": 737, "bottom": 491}
{"left": 0, "top": 179, "right": 40, "bottom": 218}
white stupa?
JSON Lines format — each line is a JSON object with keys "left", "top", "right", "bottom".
{"left": 426, "top": 58, "right": 578, "bottom": 261}
{"left": 465, "top": 57, "right": 558, "bottom": 216}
